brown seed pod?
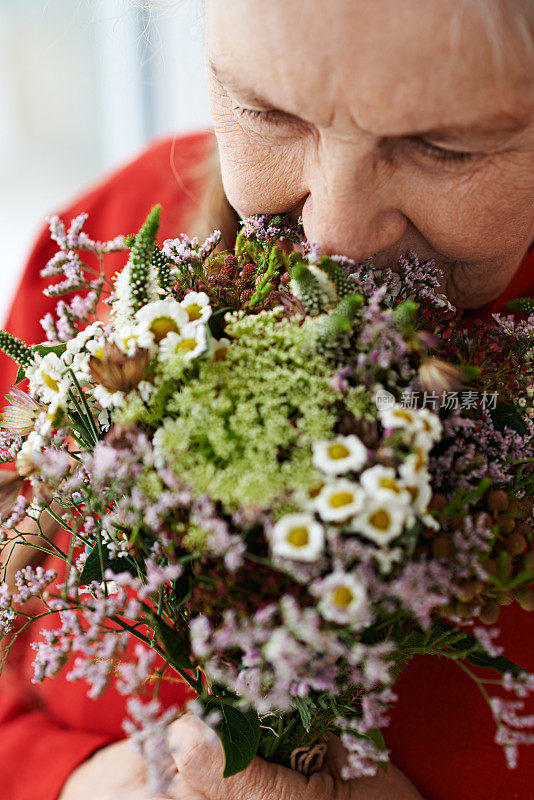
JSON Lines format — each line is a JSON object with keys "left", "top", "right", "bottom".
{"left": 487, "top": 489, "right": 509, "bottom": 512}
{"left": 455, "top": 600, "right": 477, "bottom": 619}
{"left": 499, "top": 517, "right": 516, "bottom": 535}
{"left": 514, "top": 587, "right": 534, "bottom": 612}
{"left": 479, "top": 602, "right": 500, "bottom": 625}
{"left": 498, "top": 591, "right": 515, "bottom": 606}
{"left": 504, "top": 532, "right": 527, "bottom": 556}
{"left": 515, "top": 521, "right": 533, "bottom": 540}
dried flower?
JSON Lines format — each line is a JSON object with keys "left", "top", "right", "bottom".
{"left": 0, "top": 389, "right": 45, "bottom": 437}
{"left": 89, "top": 342, "right": 150, "bottom": 393}
{"left": 418, "top": 357, "right": 464, "bottom": 394}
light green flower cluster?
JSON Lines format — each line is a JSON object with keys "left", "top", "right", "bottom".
{"left": 145, "top": 309, "right": 361, "bottom": 510}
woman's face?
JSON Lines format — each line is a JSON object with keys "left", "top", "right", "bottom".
{"left": 205, "top": 0, "right": 534, "bottom": 308}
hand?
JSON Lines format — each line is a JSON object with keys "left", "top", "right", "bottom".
{"left": 58, "top": 737, "right": 175, "bottom": 800}
{"left": 167, "top": 713, "right": 425, "bottom": 800}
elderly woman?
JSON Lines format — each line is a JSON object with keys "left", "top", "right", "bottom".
{"left": 0, "top": 1, "right": 533, "bottom": 799}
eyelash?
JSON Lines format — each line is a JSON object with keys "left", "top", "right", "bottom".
{"left": 232, "top": 105, "right": 476, "bottom": 164}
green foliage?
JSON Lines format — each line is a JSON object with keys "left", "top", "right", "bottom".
{"left": 394, "top": 300, "right": 419, "bottom": 332}
{"left": 129, "top": 205, "right": 162, "bottom": 315}
{"left": 150, "top": 613, "right": 194, "bottom": 671}
{"left": 201, "top": 697, "right": 261, "bottom": 778}
{"left": 0, "top": 330, "right": 34, "bottom": 377}
{"left": 506, "top": 296, "right": 534, "bottom": 315}
{"left": 150, "top": 311, "right": 340, "bottom": 509}
{"left": 152, "top": 242, "right": 175, "bottom": 297}
{"left": 490, "top": 401, "right": 529, "bottom": 436}
{"left": 79, "top": 541, "right": 137, "bottom": 584}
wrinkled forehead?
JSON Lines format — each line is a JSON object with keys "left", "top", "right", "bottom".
{"left": 206, "top": 0, "right": 533, "bottom": 135}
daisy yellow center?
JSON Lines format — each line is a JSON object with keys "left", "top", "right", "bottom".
{"left": 177, "top": 338, "right": 198, "bottom": 352}
{"left": 43, "top": 373, "right": 60, "bottom": 392}
{"left": 369, "top": 509, "right": 391, "bottom": 530}
{"left": 394, "top": 410, "right": 414, "bottom": 423}
{"left": 150, "top": 317, "right": 180, "bottom": 343}
{"left": 328, "top": 443, "right": 351, "bottom": 460}
{"left": 185, "top": 304, "right": 202, "bottom": 322}
{"left": 286, "top": 527, "right": 310, "bottom": 547}
{"left": 93, "top": 347, "right": 104, "bottom": 360}
{"left": 379, "top": 477, "right": 401, "bottom": 492}
{"left": 413, "top": 449, "right": 426, "bottom": 471}
{"left": 329, "top": 491, "right": 355, "bottom": 508}
{"left": 406, "top": 486, "right": 419, "bottom": 502}
{"left": 332, "top": 586, "right": 354, "bottom": 608}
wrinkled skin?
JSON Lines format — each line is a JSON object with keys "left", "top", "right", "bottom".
{"left": 206, "top": 0, "right": 534, "bottom": 308}
{"left": 60, "top": 713, "right": 423, "bottom": 799}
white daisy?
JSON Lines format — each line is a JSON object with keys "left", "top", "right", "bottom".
{"left": 351, "top": 498, "right": 408, "bottom": 545}
{"left": 312, "top": 435, "right": 368, "bottom": 476}
{"left": 158, "top": 324, "right": 208, "bottom": 364}
{"left": 316, "top": 571, "right": 368, "bottom": 627}
{"left": 27, "top": 353, "right": 71, "bottom": 409}
{"left": 314, "top": 479, "right": 364, "bottom": 522}
{"left": 398, "top": 467, "right": 433, "bottom": 516}
{"left": 269, "top": 513, "right": 325, "bottom": 562}
{"left": 413, "top": 408, "right": 442, "bottom": 446}
{"left": 360, "top": 465, "right": 410, "bottom": 504}
{"left": 378, "top": 404, "right": 420, "bottom": 433}
{"left": 92, "top": 384, "right": 125, "bottom": 409}
{"left": 63, "top": 322, "right": 103, "bottom": 365}
{"left": 135, "top": 300, "right": 189, "bottom": 348}
{"left": 180, "top": 292, "right": 212, "bottom": 325}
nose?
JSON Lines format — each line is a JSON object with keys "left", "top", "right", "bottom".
{"left": 300, "top": 136, "right": 408, "bottom": 263}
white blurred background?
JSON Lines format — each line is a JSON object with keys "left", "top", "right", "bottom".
{"left": 0, "top": 0, "right": 211, "bottom": 323}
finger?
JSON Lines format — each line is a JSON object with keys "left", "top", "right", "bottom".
{"left": 164, "top": 771, "right": 208, "bottom": 800}
{"left": 168, "top": 713, "right": 333, "bottom": 800}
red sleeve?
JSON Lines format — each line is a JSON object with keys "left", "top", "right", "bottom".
{"left": 0, "top": 129, "right": 212, "bottom": 799}
{"left": 0, "top": 694, "right": 113, "bottom": 800}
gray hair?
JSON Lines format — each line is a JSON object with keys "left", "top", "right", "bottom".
{"left": 138, "top": 0, "right": 534, "bottom": 61}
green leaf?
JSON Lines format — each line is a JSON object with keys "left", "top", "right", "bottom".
{"left": 293, "top": 696, "right": 315, "bottom": 733}
{"left": 364, "top": 727, "right": 388, "bottom": 773}
{"left": 432, "top": 619, "right": 525, "bottom": 677}
{"left": 490, "top": 401, "right": 528, "bottom": 436}
{"left": 80, "top": 542, "right": 137, "bottom": 584}
{"left": 151, "top": 614, "right": 194, "bottom": 671}
{"left": 33, "top": 342, "right": 68, "bottom": 358}
{"left": 208, "top": 307, "right": 233, "bottom": 340}
{"left": 204, "top": 698, "right": 261, "bottom": 778}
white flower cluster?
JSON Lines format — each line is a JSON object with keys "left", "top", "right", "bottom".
{"left": 268, "top": 404, "right": 443, "bottom": 630}
{"left": 25, "top": 292, "right": 214, "bottom": 418}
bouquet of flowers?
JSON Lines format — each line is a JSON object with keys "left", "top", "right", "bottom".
{"left": 1, "top": 205, "right": 533, "bottom": 792}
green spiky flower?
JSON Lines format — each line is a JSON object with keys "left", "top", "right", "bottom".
{"left": 129, "top": 205, "right": 162, "bottom": 315}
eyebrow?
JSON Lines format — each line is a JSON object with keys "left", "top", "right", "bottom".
{"left": 209, "top": 59, "right": 530, "bottom": 140}
{"left": 209, "top": 60, "right": 293, "bottom": 111}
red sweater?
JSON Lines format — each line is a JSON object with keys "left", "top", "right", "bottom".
{"left": 0, "top": 130, "right": 533, "bottom": 800}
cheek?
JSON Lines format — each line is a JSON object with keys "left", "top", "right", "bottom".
{"left": 216, "top": 130, "right": 305, "bottom": 216}
{"left": 208, "top": 81, "right": 306, "bottom": 216}
{"left": 399, "top": 155, "right": 534, "bottom": 263}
